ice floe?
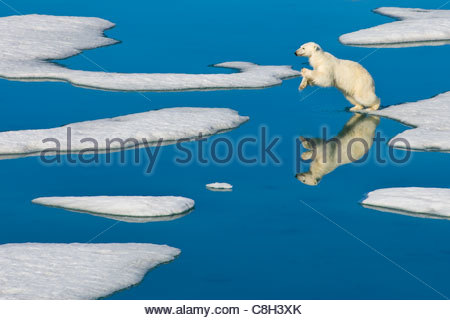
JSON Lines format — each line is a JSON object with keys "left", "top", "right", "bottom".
{"left": 0, "top": 243, "right": 180, "bottom": 299}
{"left": 32, "top": 196, "right": 194, "bottom": 223}
{"left": 206, "top": 182, "right": 233, "bottom": 191}
{"left": 362, "top": 187, "right": 450, "bottom": 219}
{"left": 0, "top": 107, "right": 248, "bottom": 157}
{"left": 340, "top": 7, "right": 450, "bottom": 47}
{"left": 0, "top": 15, "right": 299, "bottom": 91}
{"left": 364, "top": 92, "right": 450, "bottom": 151}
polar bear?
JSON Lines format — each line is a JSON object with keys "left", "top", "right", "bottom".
{"left": 295, "top": 42, "right": 380, "bottom": 111}
{"left": 296, "top": 114, "right": 379, "bottom": 185}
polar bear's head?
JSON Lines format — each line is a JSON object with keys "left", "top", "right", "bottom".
{"left": 295, "top": 172, "right": 321, "bottom": 186}
{"left": 295, "top": 42, "right": 322, "bottom": 57}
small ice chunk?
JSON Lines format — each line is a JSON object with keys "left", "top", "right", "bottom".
{"left": 0, "top": 243, "right": 180, "bottom": 299}
{"left": 364, "top": 91, "right": 450, "bottom": 152}
{"left": 206, "top": 182, "right": 233, "bottom": 191}
{"left": 362, "top": 187, "right": 450, "bottom": 219}
{"left": 340, "top": 7, "right": 450, "bottom": 48}
{"left": 0, "top": 107, "right": 248, "bottom": 158}
{"left": 0, "top": 15, "right": 300, "bottom": 91}
{"left": 32, "top": 196, "right": 195, "bottom": 223}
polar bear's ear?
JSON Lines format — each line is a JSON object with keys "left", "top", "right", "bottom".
{"left": 314, "top": 45, "right": 321, "bottom": 51}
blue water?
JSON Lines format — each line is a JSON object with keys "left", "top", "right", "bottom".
{"left": 1, "top": 0, "right": 450, "bottom": 299}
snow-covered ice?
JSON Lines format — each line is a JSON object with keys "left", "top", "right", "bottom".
{"left": 0, "top": 107, "right": 248, "bottom": 157}
{"left": 340, "top": 7, "right": 450, "bottom": 47}
{"left": 0, "top": 243, "right": 180, "bottom": 299}
{"left": 206, "top": 182, "right": 233, "bottom": 191}
{"left": 0, "top": 15, "right": 299, "bottom": 91}
{"left": 364, "top": 92, "right": 450, "bottom": 151}
{"left": 362, "top": 187, "right": 450, "bottom": 219}
{"left": 32, "top": 196, "right": 195, "bottom": 223}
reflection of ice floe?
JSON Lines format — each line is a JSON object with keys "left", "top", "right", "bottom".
{"left": 32, "top": 196, "right": 194, "bottom": 223}
{"left": 296, "top": 114, "right": 379, "bottom": 186}
{"left": 0, "top": 107, "right": 248, "bottom": 158}
{"left": 206, "top": 182, "right": 233, "bottom": 191}
{"left": 85, "top": 212, "right": 190, "bottom": 223}
{"left": 0, "top": 243, "right": 179, "bottom": 299}
{"left": 364, "top": 92, "right": 450, "bottom": 152}
{"left": 0, "top": 15, "right": 299, "bottom": 91}
{"left": 344, "top": 40, "right": 450, "bottom": 48}
{"left": 340, "top": 7, "right": 450, "bottom": 48}
{"left": 362, "top": 187, "right": 450, "bottom": 220}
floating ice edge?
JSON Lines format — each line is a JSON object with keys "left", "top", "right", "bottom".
{"left": 339, "top": 7, "right": 450, "bottom": 47}
{"left": 206, "top": 182, "right": 233, "bottom": 190}
{"left": 362, "top": 187, "right": 450, "bottom": 219}
{"left": 32, "top": 196, "right": 195, "bottom": 222}
{"left": 0, "top": 242, "right": 180, "bottom": 299}
{"left": 0, "top": 107, "right": 249, "bottom": 157}
{"left": 363, "top": 91, "right": 450, "bottom": 152}
{"left": 0, "top": 14, "right": 300, "bottom": 91}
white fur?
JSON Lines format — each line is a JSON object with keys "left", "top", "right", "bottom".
{"left": 295, "top": 42, "right": 380, "bottom": 110}
{"left": 296, "top": 114, "right": 379, "bottom": 185}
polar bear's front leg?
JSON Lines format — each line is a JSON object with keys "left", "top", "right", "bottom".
{"left": 302, "top": 68, "right": 333, "bottom": 88}
{"left": 300, "top": 68, "right": 312, "bottom": 78}
{"left": 299, "top": 68, "right": 312, "bottom": 90}
{"left": 298, "top": 77, "right": 309, "bottom": 90}
{"left": 301, "top": 150, "right": 314, "bottom": 160}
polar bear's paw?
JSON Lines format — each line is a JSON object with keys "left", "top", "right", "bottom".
{"left": 299, "top": 78, "right": 308, "bottom": 90}
{"left": 368, "top": 103, "right": 380, "bottom": 111}
{"left": 349, "top": 105, "right": 364, "bottom": 111}
{"left": 301, "top": 151, "right": 314, "bottom": 160}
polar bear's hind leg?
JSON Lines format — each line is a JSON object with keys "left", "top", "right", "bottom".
{"left": 349, "top": 104, "right": 364, "bottom": 111}
{"left": 353, "top": 91, "right": 380, "bottom": 110}
{"left": 362, "top": 95, "right": 380, "bottom": 110}
{"left": 344, "top": 94, "right": 363, "bottom": 111}
{"left": 368, "top": 97, "right": 380, "bottom": 110}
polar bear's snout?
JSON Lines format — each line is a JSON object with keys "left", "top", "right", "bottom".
{"left": 294, "top": 48, "right": 305, "bottom": 56}
{"left": 295, "top": 172, "right": 321, "bottom": 186}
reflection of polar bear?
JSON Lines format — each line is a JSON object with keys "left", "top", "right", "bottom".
{"left": 295, "top": 42, "right": 380, "bottom": 111}
{"left": 296, "top": 114, "right": 379, "bottom": 186}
